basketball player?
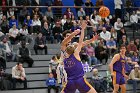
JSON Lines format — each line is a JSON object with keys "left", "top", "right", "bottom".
{"left": 61, "top": 22, "right": 97, "bottom": 93}
{"left": 109, "top": 44, "right": 128, "bottom": 93}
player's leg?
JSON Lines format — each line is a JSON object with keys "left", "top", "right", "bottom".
{"left": 120, "top": 84, "right": 126, "bottom": 93}
{"left": 77, "top": 77, "right": 97, "bottom": 93}
{"left": 112, "top": 71, "right": 120, "bottom": 93}
{"left": 61, "top": 80, "right": 76, "bottom": 93}
{"left": 113, "top": 84, "right": 119, "bottom": 93}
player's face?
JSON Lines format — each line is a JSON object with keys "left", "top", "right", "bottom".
{"left": 120, "top": 47, "right": 126, "bottom": 54}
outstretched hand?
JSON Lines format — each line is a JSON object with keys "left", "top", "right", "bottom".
{"left": 92, "top": 34, "right": 99, "bottom": 41}
{"left": 74, "top": 29, "right": 81, "bottom": 34}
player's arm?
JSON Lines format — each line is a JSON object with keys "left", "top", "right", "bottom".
{"left": 61, "top": 30, "right": 80, "bottom": 51}
{"left": 109, "top": 54, "right": 120, "bottom": 75}
{"left": 74, "top": 22, "right": 87, "bottom": 60}
{"left": 82, "top": 35, "right": 98, "bottom": 47}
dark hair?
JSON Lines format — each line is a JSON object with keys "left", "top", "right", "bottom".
{"left": 62, "top": 30, "right": 71, "bottom": 37}
{"left": 17, "top": 62, "right": 22, "bottom": 65}
{"left": 120, "top": 44, "right": 126, "bottom": 48}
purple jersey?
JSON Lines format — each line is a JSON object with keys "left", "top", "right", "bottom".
{"left": 113, "top": 54, "right": 126, "bottom": 73}
{"left": 64, "top": 54, "right": 84, "bottom": 80}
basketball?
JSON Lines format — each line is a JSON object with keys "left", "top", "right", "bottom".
{"left": 99, "top": 6, "right": 110, "bottom": 18}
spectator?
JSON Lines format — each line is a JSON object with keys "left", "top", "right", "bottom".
{"left": 7, "top": 8, "right": 14, "bottom": 20}
{"left": 53, "top": 0, "right": 63, "bottom": 18}
{"left": 127, "top": 64, "right": 140, "bottom": 93}
{"left": 74, "top": 0, "right": 84, "bottom": 13}
{"left": 31, "top": 7, "right": 43, "bottom": 19}
{"left": 34, "top": 33, "right": 48, "bottom": 55}
{"left": 19, "top": 7, "right": 30, "bottom": 25}
{"left": 46, "top": 73, "right": 59, "bottom": 93}
{"left": 8, "top": 24, "right": 20, "bottom": 44}
{"left": 41, "top": 21, "right": 54, "bottom": 44}
{"left": 64, "top": 8, "right": 73, "bottom": 19}
{"left": 118, "top": 35, "right": 128, "bottom": 48}
{"left": 0, "top": 37, "right": 16, "bottom": 62}
{"left": 85, "top": 44, "right": 98, "bottom": 66}
{"left": 9, "top": 16, "right": 18, "bottom": 28}
{"left": 119, "top": 27, "right": 127, "bottom": 41}
{"left": 100, "top": 27, "right": 111, "bottom": 42}
{"left": 97, "top": 20, "right": 104, "bottom": 33}
{"left": 0, "top": 68, "right": 12, "bottom": 90}
{"left": 12, "top": 62, "right": 27, "bottom": 89}
{"left": 0, "top": 15, "right": 9, "bottom": 34}
{"left": 127, "top": 40, "right": 138, "bottom": 56}
{"left": 61, "top": 15, "right": 67, "bottom": 26}
{"left": 19, "top": 24, "right": 32, "bottom": 44}
{"left": 114, "top": 18, "right": 123, "bottom": 42}
{"left": 103, "top": 19, "right": 112, "bottom": 31}
{"left": 70, "top": 21, "right": 81, "bottom": 32}
{"left": 78, "top": 16, "right": 84, "bottom": 26}
{"left": 130, "top": 11, "right": 139, "bottom": 32}
{"left": 110, "top": 27, "right": 117, "bottom": 42}
{"left": 45, "top": 6, "right": 54, "bottom": 22}
{"left": 24, "top": 15, "right": 33, "bottom": 34}
{"left": 80, "top": 47, "right": 89, "bottom": 63}
{"left": 114, "top": 0, "right": 123, "bottom": 19}
{"left": 32, "top": 14, "right": 41, "bottom": 33}
{"left": 52, "top": 21, "right": 62, "bottom": 43}
{"left": 46, "top": 0, "right": 53, "bottom": 6}
{"left": 131, "top": 52, "right": 140, "bottom": 65}
{"left": 90, "top": 10, "right": 101, "bottom": 26}
{"left": 135, "top": 39, "right": 140, "bottom": 51}
{"left": 95, "top": 42, "right": 108, "bottom": 64}
{"left": 63, "top": 18, "right": 73, "bottom": 31}
{"left": 85, "top": 0, "right": 94, "bottom": 16}
{"left": 77, "top": 8, "right": 86, "bottom": 19}
{"left": 56, "top": 61, "right": 67, "bottom": 89}
{"left": 89, "top": 68, "right": 107, "bottom": 92}
{"left": 0, "top": 0, "right": 8, "bottom": 16}
{"left": 49, "top": 56, "right": 58, "bottom": 79}
{"left": 106, "top": 37, "right": 117, "bottom": 58}
{"left": 17, "top": 41, "right": 34, "bottom": 67}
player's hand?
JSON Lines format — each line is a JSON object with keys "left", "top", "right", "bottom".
{"left": 81, "top": 21, "right": 87, "bottom": 30}
{"left": 92, "top": 34, "right": 99, "bottom": 41}
{"left": 74, "top": 29, "right": 81, "bottom": 35}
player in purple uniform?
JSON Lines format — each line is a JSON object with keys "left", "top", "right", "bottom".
{"left": 109, "top": 45, "right": 128, "bottom": 93}
{"left": 61, "top": 22, "right": 97, "bottom": 93}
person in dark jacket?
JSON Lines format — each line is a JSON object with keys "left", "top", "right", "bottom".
{"left": 41, "top": 22, "right": 54, "bottom": 44}
{"left": 34, "top": 33, "right": 48, "bottom": 55}
{"left": 17, "top": 41, "right": 34, "bottom": 67}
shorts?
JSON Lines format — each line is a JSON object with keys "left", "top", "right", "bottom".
{"left": 62, "top": 77, "right": 92, "bottom": 93}
{"left": 113, "top": 71, "right": 125, "bottom": 85}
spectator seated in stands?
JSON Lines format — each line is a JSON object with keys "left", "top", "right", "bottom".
{"left": 63, "top": 18, "right": 73, "bottom": 31}
{"left": 12, "top": 62, "right": 27, "bottom": 89}
{"left": 100, "top": 27, "right": 111, "bottom": 43}
{"left": 0, "top": 68, "right": 12, "bottom": 90}
{"left": 19, "top": 24, "right": 32, "bottom": 44}
{"left": 24, "top": 15, "right": 33, "bottom": 34}
{"left": 52, "top": 21, "right": 62, "bottom": 43}
{"left": 77, "top": 8, "right": 86, "bottom": 19}
{"left": 41, "top": 21, "right": 54, "bottom": 44}
{"left": 127, "top": 40, "right": 138, "bottom": 57}
{"left": 8, "top": 24, "right": 20, "bottom": 44}
{"left": 32, "top": 14, "right": 41, "bottom": 34}
{"left": 89, "top": 68, "right": 107, "bottom": 92}
{"left": 135, "top": 39, "right": 140, "bottom": 51}
{"left": 85, "top": 44, "right": 98, "bottom": 66}
{"left": 118, "top": 35, "right": 128, "bottom": 48}
{"left": 131, "top": 52, "right": 140, "bottom": 64}
{"left": 106, "top": 37, "right": 117, "bottom": 58}
{"left": 80, "top": 47, "right": 89, "bottom": 64}
{"left": 49, "top": 56, "right": 58, "bottom": 79}
{"left": 17, "top": 41, "right": 34, "bottom": 67}
{"left": 130, "top": 11, "right": 139, "bottom": 32}
{"left": 64, "top": 8, "right": 73, "bottom": 19}
{"left": 127, "top": 65, "right": 140, "bottom": 93}
{"left": 0, "top": 37, "right": 16, "bottom": 62}
{"left": 110, "top": 27, "right": 117, "bottom": 42}
{"left": 46, "top": 73, "right": 59, "bottom": 93}
{"left": 34, "top": 33, "right": 48, "bottom": 55}
{"left": 45, "top": 6, "right": 54, "bottom": 22}
{"left": 95, "top": 42, "right": 108, "bottom": 64}
{"left": 0, "top": 15, "right": 9, "bottom": 34}
{"left": 9, "top": 16, "right": 18, "bottom": 28}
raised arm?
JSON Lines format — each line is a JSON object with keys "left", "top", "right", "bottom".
{"left": 74, "top": 22, "right": 87, "bottom": 60}
{"left": 61, "top": 30, "right": 80, "bottom": 51}
{"left": 82, "top": 35, "right": 98, "bottom": 47}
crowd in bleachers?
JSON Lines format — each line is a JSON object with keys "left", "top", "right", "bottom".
{"left": 0, "top": 0, "right": 140, "bottom": 92}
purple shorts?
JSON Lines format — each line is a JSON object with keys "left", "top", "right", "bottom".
{"left": 62, "top": 77, "right": 92, "bottom": 93}
{"left": 113, "top": 71, "right": 125, "bottom": 85}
